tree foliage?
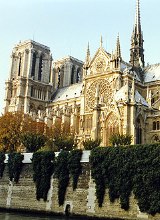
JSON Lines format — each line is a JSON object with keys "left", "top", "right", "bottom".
{"left": 8, "top": 153, "right": 24, "bottom": 183}
{"left": 32, "top": 151, "right": 55, "bottom": 201}
{"left": 83, "top": 138, "right": 101, "bottom": 150}
{"left": 52, "top": 121, "right": 75, "bottom": 151}
{"left": 0, "top": 112, "right": 51, "bottom": 152}
{"left": 109, "top": 133, "right": 132, "bottom": 146}
{"left": 21, "top": 133, "right": 46, "bottom": 152}
{"left": 68, "top": 149, "right": 83, "bottom": 190}
{"left": 90, "top": 144, "right": 160, "bottom": 215}
{"left": 0, "top": 112, "right": 26, "bottom": 152}
{"left": 55, "top": 150, "right": 70, "bottom": 206}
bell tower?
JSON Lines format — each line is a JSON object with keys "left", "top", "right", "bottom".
{"left": 4, "top": 40, "right": 53, "bottom": 114}
{"left": 130, "top": 0, "right": 144, "bottom": 69}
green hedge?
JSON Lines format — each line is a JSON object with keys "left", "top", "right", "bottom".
{"left": 90, "top": 143, "right": 160, "bottom": 215}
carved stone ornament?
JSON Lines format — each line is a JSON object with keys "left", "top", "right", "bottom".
{"left": 85, "top": 78, "right": 113, "bottom": 112}
{"left": 95, "top": 57, "right": 106, "bottom": 72}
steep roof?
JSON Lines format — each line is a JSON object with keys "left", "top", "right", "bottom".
{"left": 52, "top": 83, "right": 83, "bottom": 102}
{"left": 114, "top": 84, "right": 149, "bottom": 107}
{"left": 144, "top": 64, "right": 160, "bottom": 83}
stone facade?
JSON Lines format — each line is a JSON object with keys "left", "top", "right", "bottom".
{"left": 4, "top": 0, "right": 160, "bottom": 147}
{"left": 0, "top": 153, "right": 159, "bottom": 220}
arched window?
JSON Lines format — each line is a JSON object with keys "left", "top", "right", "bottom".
{"left": 136, "top": 118, "right": 142, "bottom": 144}
{"left": 76, "top": 68, "right": 81, "bottom": 83}
{"left": 157, "top": 121, "right": 159, "bottom": 130}
{"left": 152, "top": 121, "right": 160, "bottom": 130}
{"left": 105, "top": 113, "right": 119, "bottom": 146}
{"left": 18, "top": 54, "right": 21, "bottom": 76}
{"left": 57, "top": 68, "right": 61, "bottom": 88}
{"left": 31, "top": 52, "right": 36, "bottom": 77}
{"left": 38, "top": 55, "right": 43, "bottom": 81}
{"left": 71, "top": 66, "right": 75, "bottom": 84}
{"left": 31, "top": 86, "right": 34, "bottom": 97}
{"left": 153, "top": 121, "right": 156, "bottom": 130}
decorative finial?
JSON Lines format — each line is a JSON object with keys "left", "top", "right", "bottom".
{"left": 100, "top": 35, "right": 103, "bottom": 48}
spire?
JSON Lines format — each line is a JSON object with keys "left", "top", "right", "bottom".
{"left": 100, "top": 35, "right": 103, "bottom": 48}
{"left": 115, "top": 33, "right": 121, "bottom": 58}
{"left": 135, "top": 0, "right": 141, "bottom": 34}
{"left": 85, "top": 42, "right": 91, "bottom": 65}
{"left": 130, "top": 0, "right": 144, "bottom": 69}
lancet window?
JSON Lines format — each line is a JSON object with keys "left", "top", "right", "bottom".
{"left": 38, "top": 55, "right": 43, "bottom": 81}
{"left": 31, "top": 52, "right": 36, "bottom": 78}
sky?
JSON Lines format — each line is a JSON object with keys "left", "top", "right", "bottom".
{"left": 0, "top": 0, "right": 160, "bottom": 114}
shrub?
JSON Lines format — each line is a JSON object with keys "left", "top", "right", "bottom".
{"left": 83, "top": 138, "right": 101, "bottom": 150}
{"left": 21, "top": 133, "right": 46, "bottom": 152}
{"left": 109, "top": 133, "right": 132, "bottom": 146}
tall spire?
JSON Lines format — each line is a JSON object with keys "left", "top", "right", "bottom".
{"left": 85, "top": 42, "right": 91, "bottom": 65}
{"left": 135, "top": 0, "right": 141, "bottom": 34}
{"left": 115, "top": 33, "right": 121, "bottom": 59}
{"left": 100, "top": 35, "right": 103, "bottom": 48}
{"left": 130, "top": 0, "right": 144, "bottom": 69}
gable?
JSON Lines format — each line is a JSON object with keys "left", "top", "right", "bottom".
{"left": 90, "top": 47, "right": 111, "bottom": 74}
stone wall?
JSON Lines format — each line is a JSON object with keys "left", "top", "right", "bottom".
{"left": 0, "top": 153, "right": 159, "bottom": 220}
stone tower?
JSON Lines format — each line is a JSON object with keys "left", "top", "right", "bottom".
{"left": 4, "top": 40, "right": 53, "bottom": 115}
{"left": 130, "top": 0, "right": 144, "bottom": 69}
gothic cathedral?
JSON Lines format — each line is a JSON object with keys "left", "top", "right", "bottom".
{"left": 4, "top": 0, "right": 160, "bottom": 147}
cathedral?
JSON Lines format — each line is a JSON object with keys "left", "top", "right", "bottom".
{"left": 4, "top": 0, "right": 160, "bottom": 147}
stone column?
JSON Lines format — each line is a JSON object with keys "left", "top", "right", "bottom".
{"left": 130, "top": 104, "right": 136, "bottom": 144}
{"left": 64, "top": 62, "right": 72, "bottom": 87}
{"left": 21, "top": 51, "right": 27, "bottom": 77}
{"left": 91, "top": 107, "right": 101, "bottom": 140}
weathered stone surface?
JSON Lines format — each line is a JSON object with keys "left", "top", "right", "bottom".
{"left": 0, "top": 163, "right": 159, "bottom": 220}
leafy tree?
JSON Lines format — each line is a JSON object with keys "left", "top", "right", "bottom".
{"left": 0, "top": 112, "right": 49, "bottom": 152}
{"left": 51, "top": 121, "right": 76, "bottom": 151}
{"left": 109, "top": 133, "right": 132, "bottom": 146}
{"left": 21, "top": 133, "right": 46, "bottom": 152}
{"left": 83, "top": 138, "right": 101, "bottom": 150}
{"left": 0, "top": 112, "right": 25, "bottom": 152}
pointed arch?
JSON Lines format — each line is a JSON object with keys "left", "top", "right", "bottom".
{"left": 38, "top": 54, "right": 43, "bottom": 81}
{"left": 18, "top": 53, "right": 22, "bottom": 76}
{"left": 105, "top": 112, "right": 120, "bottom": 146}
{"left": 76, "top": 67, "right": 81, "bottom": 83}
{"left": 71, "top": 65, "right": 75, "bottom": 84}
{"left": 31, "top": 52, "right": 37, "bottom": 78}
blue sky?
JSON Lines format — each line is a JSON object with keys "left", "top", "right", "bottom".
{"left": 0, "top": 0, "right": 160, "bottom": 114}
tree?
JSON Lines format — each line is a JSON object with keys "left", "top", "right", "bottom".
{"left": 83, "top": 139, "right": 101, "bottom": 150}
{"left": 0, "top": 112, "right": 49, "bottom": 152}
{"left": 109, "top": 133, "right": 132, "bottom": 147}
{"left": 51, "top": 120, "right": 76, "bottom": 151}
{"left": 21, "top": 133, "right": 46, "bottom": 152}
{"left": 0, "top": 112, "right": 25, "bottom": 152}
